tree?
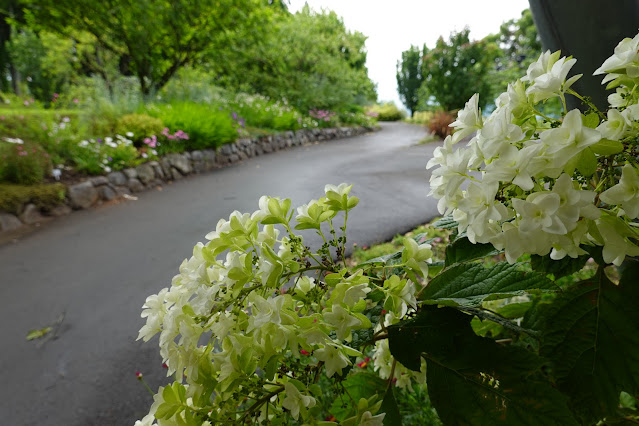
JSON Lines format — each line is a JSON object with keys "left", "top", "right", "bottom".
{"left": 396, "top": 45, "right": 422, "bottom": 116}
{"left": 484, "top": 9, "right": 542, "bottom": 97}
{"left": 419, "top": 28, "right": 499, "bottom": 111}
{"left": 214, "top": 6, "right": 376, "bottom": 112}
{"left": 0, "top": 0, "right": 26, "bottom": 94}
{"left": 25, "top": 0, "right": 266, "bottom": 96}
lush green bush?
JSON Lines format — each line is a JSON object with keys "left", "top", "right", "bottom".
{"left": 366, "top": 102, "right": 406, "bottom": 121}
{"left": 0, "top": 182, "right": 66, "bottom": 215}
{"left": 0, "top": 140, "right": 52, "bottom": 184}
{"left": 116, "top": 113, "right": 164, "bottom": 146}
{"left": 427, "top": 110, "right": 456, "bottom": 139}
{"left": 229, "top": 93, "right": 303, "bottom": 131}
{"left": 405, "top": 111, "right": 433, "bottom": 125}
{"left": 72, "top": 135, "right": 140, "bottom": 175}
{"left": 147, "top": 102, "right": 238, "bottom": 150}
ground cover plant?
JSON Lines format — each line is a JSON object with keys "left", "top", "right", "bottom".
{"left": 136, "top": 33, "right": 639, "bottom": 425}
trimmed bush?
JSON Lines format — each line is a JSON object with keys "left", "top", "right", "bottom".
{"left": 147, "top": 103, "right": 238, "bottom": 150}
{"left": 366, "top": 102, "right": 406, "bottom": 121}
{"left": 116, "top": 113, "right": 164, "bottom": 146}
{"left": 0, "top": 140, "right": 51, "bottom": 184}
{"left": 0, "top": 182, "right": 66, "bottom": 215}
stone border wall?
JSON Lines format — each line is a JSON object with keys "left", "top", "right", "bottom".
{"left": 0, "top": 126, "right": 378, "bottom": 233}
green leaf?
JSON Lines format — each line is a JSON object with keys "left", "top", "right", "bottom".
{"left": 591, "top": 138, "right": 624, "bottom": 155}
{"left": 428, "top": 364, "right": 577, "bottom": 425}
{"left": 26, "top": 326, "right": 52, "bottom": 341}
{"left": 530, "top": 253, "right": 590, "bottom": 278}
{"left": 576, "top": 147, "right": 597, "bottom": 177}
{"left": 380, "top": 387, "right": 402, "bottom": 426}
{"left": 432, "top": 215, "right": 458, "bottom": 229}
{"left": 388, "top": 306, "right": 577, "bottom": 425}
{"left": 583, "top": 112, "right": 599, "bottom": 129}
{"left": 420, "top": 262, "right": 556, "bottom": 307}
{"left": 444, "top": 237, "right": 499, "bottom": 266}
{"left": 330, "top": 373, "right": 386, "bottom": 421}
{"left": 359, "top": 251, "right": 402, "bottom": 266}
{"left": 523, "top": 261, "right": 639, "bottom": 424}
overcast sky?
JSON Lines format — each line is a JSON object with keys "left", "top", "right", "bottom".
{"left": 288, "top": 0, "right": 530, "bottom": 108}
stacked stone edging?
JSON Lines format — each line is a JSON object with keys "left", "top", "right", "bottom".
{"left": 0, "top": 126, "right": 377, "bottom": 232}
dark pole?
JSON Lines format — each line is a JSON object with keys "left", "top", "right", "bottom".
{"left": 528, "top": 0, "right": 639, "bottom": 112}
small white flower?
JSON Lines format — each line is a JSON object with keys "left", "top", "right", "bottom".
{"left": 126, "top": 131, "right": 134, "bottom": 137}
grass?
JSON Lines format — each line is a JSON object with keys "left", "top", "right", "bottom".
{"left": 350, "top": 222, "right": 450, "bottom": 266}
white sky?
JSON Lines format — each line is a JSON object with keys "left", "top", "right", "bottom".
{"left": 288, "top": 0, "right": 530, "bottom": 109}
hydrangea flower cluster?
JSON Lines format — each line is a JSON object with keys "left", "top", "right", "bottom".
{"left": 428, "top": 37, "right": 639, "bottom": 265}
{"left": 136, "top": 184, "right": 429, "bottom": 425}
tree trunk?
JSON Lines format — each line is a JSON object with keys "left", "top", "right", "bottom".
{"left": 528, "top": 0, "right": 639, "bottom": 112}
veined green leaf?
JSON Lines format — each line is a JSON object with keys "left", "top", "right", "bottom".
{"left": 591, "top": 138, "right": 624, "bottom": 155}
{"left": 388, "top": 306, "right": 577, "bottom": 425}
{"left": 523, "top": 261, "right": 639, "bottom": 424}
{"left": 444, "top": 237, "right": 499, "bottom": 266}
{"left": 432, "top": 215, "right": 458, "bottom": 229}
{"left": 420, "top": 262, "right": 556, "bottom": 307}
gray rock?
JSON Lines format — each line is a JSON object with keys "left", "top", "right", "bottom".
{"left": 191, "top": 150, "right": 203, "bottom": 161}
{"left": 49, "top": 204, "right": 72, "bottom": 217}
{"left": 152, "top": 163, "right": 165, "bottom": 180}
{"left": 192, "top": 161, "right": 205, "bottom": 173}
{"left": 0, "top": 212, "right": 23, "bottom": 232}
{"left": 166, "top": 153, "right": 191, "bottom": 175}
{"left": 171, "top": 168, "right": 183, "bottom": 180}
{"left": 98, "top": 185, "right": 118, "bottom": 201}
{"left": 107, "top": 171, "right": 127, "bottom": 186}
{"left": 183, "top": 151, "right": 192, "bottom": 160}
{"left": 160, "top": 158, "right": 172, "bottom": 178}
{"left": 68, "top": 181, "right": 98, "bottom": 209}
{"left": 90, "top": 176, "right": 109, "bottom": 186}
{"left": 123, "top": 168, "right": 137, "bottom": 179}
{"left": 136, "top": 163, "right": 155, "bottom": 185}
{"left": 127, "top": 178, "right": 145, "bottom": 193}
{"left": 238, "top": 151, "right": 248, "bottom": 161}
{"left": 219, "top": 144, "right": 233, "bottom": 156}
{"left": 19, "top": 203, "right": 44, "bottom": 225}
{"left": 229, "top": 154, "right": 241, "bottom": 163}
{"left": 114, "top": 186, "right": 130, "bottom": 196}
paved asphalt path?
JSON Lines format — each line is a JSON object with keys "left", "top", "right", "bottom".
{"left": 0, "top": 122, "right": 441, "bottom": 425}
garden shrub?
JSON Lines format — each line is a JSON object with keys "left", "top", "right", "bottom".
{"left": 147, "top": 102, "right": 238, "bottom": 150}
{"left": 0, "top": 140, "right": 51, "bottom": 184}
{"left": 405, "top": 111, "right": 433, "bottom": 125}
{"left": 72, "top": 135, "right": 140, "bottom": 175}
{"left": 427, "top": 110, "right": 455, "bottom": 139}
{"left": 0, "top": 183, "right": 66, "bottom": 215}
{"left": 366, "top": 102, "right": 406, "bottom": 121}
{"left": 229, "top": 94, "right": 302, "bottom": 131}
{"left": 116, "top": 113, "right": 164, "bottom": 146}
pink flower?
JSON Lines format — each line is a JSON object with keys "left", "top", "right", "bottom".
{"left": 73, "top": 98, "right": 79, "bottom": 104}
{"left": 18, "top": 151, "right": 28, "bottom": 156}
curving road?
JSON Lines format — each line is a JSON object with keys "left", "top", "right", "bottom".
{"left": 0, "top": 122, "right": 441, "bottom": 425}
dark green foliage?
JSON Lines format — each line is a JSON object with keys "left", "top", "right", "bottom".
{"left": 0, "top": 182, "right": 65, "bottom": 214}
{"left": 388, "top": 306, "right": 577, "bottom": 425}
{"left": 524, "top": 262, "right": 639, "bottom": 424}
{"left": 396, "top": 45, "right": 422, "bottom": 116}
{"left": 419, "top": 28, "right": 499, "bottom": 111}
{"left": 26, "top": 0, "right": 265, "bottom": 96}
{"left": 530, "top": 253, "right": 591, "bottom": 279}
{"left": 329, "top": 372, "right": 386, "bottom": 421}
{"left": 444, "top": 237, "right": 499, "bottom": 266}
